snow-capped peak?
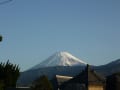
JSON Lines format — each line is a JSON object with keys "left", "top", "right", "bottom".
{"left": 31, "top": 51, "right": 87, "bottom": 70}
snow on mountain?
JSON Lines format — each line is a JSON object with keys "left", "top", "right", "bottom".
{"left": 31, "top": 51, "right": 87, "bottom": 70}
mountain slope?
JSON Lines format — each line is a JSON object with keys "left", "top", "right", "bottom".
{"left": 17, "top": 66, "right": 85, "bottom": 86}
{"left": 95, "top": 59, "right": 120, "bottom": 75}
{"left": 31, "top": 51, "right": 87, "bottom": 70}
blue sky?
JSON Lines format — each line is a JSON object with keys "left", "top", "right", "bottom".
{"left": 0, "top": 0, "right": 120, "bottom": 71}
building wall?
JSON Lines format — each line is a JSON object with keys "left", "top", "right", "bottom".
{"left": 6, "top": 87, "right": 31, "bottom": 90}
{"left": 116, "top": 82, "right": 120, "bottom": 90}
{"left": 62, "top": 83, "right": 86, "bottom": 90}
{"left": 89, "top": 85, "right": 103, "bottom": 90}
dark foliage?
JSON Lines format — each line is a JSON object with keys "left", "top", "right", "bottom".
{"left": 31, "top": 75, "right": 53, "bottom": 90}
{"left": 0, "top": 60, "right": 20, "bottom": 90}
{"left": 106, "top": 72, "right": 120, "bottom": 90}
{"left": 0, "top": 35, "right": 2, "bottom": 42}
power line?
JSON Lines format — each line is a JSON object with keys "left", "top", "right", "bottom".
{"left": 0, "top": 0, "right": 13, "bottom": 5}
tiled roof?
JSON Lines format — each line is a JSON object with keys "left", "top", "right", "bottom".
{"left": 60, "top": 64, "right": 105, "bottom": 89}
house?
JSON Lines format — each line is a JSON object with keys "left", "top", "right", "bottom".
{"left": 51, "top": 75, "right": 73, "bottom": 90}
{"left": 106, "top": 72, "right": 120, "bottom": 90}
{"left": 60, "top": 64, "right": 106, "bottom": 90}
{"left": 55, "top": 75, "right": 73, "bottom": 86}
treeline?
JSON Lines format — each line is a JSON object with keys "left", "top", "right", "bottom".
{"left": 0, "top": 60, "right": 20, "bottom": 90}
{"left": 31, "top": 75, "right": 53, "bottom": 90}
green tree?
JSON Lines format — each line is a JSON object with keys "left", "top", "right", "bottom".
{"left": 31, "top": 75, "right": 53, "bottom": 90}
{"left": 0, "top": 60, "right": 20, "bottom": 89}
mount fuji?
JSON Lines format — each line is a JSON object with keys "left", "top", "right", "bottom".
{"left": 17, "top": 51, "right": 87, "bottom": 85}
{"left": 17, "top": 51, "right": 120, "bottom": 86}
{"left": 31, "top": 51, "right": 87, "bottom": 70}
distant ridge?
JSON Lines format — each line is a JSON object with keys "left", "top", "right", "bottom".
{"left": 31, "top": 51, "right": 87, "bottom": 70}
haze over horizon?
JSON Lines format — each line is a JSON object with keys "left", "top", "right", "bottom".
{"left": 0, "top": 0, "right": 120, "bottom": 71}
